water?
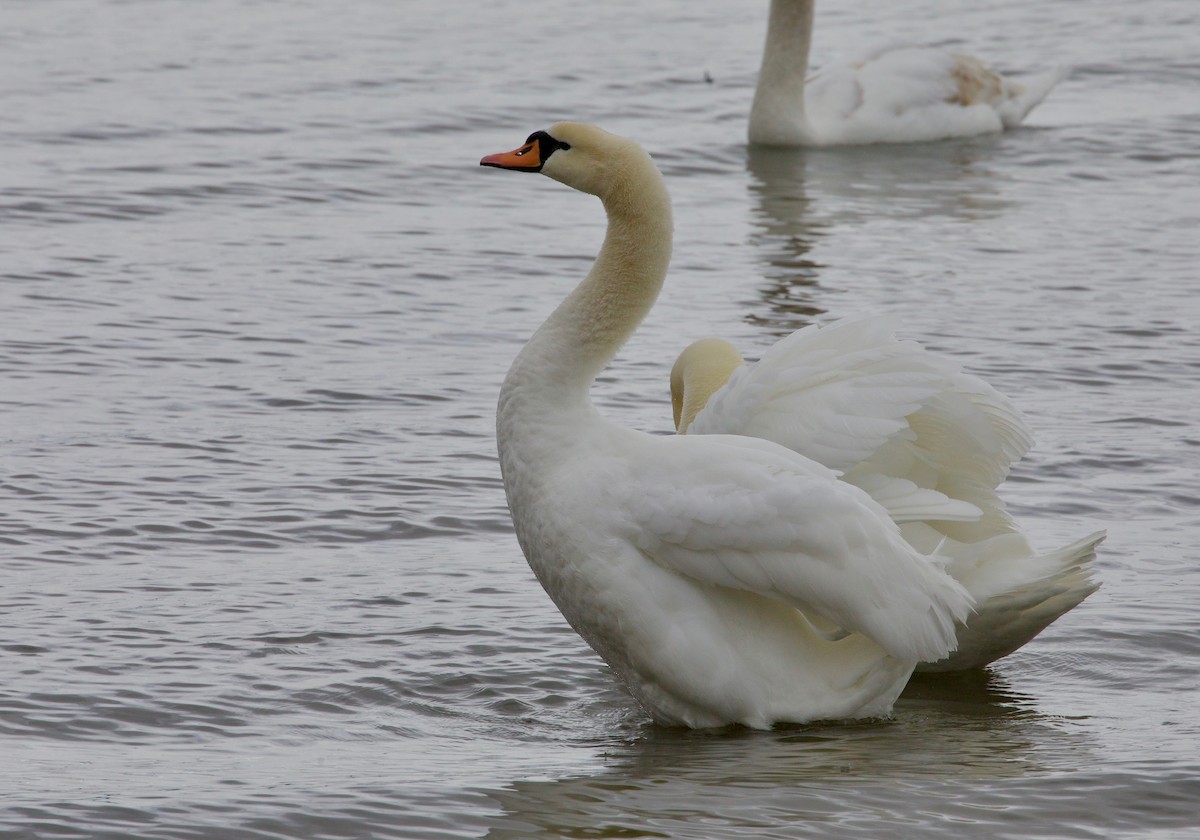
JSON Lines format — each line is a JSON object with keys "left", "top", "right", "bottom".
{"left": 3, "top": 0, "right": 1199, "bottom": 836}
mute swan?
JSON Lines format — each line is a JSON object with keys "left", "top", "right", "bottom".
{"left": 671, "top": 319, "right": 1104, "bottom": 672}
{"left": 482, "top": 123, "right": 974, "bottom": 729}
{"left": 749, "top": 0, "right": 1065, "bottom": 146}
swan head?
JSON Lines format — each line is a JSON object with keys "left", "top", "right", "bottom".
{"left": 670, "top": 338, "right": 745, "bottom": 433}
{"left": 481, "top": 122, "right": 655, "bottom": 200}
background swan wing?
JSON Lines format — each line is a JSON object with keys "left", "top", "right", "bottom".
{"left": 690, "top": 317, "right": 1031, "bottom": 531}
{"left": 881, "top": 363, "right": 1032, "bottom": 535}
{"left": 625, "top": 435, "right": 973, "bottom": 662}
{"left": 691, "top": 317, "right": 944, "bottom": 472}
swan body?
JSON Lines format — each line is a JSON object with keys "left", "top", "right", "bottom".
{"left": 483, "top": 124, "right": 973, "bottom": 729}
{"left": 670, "top": 318, "right": 1103, "bottom": 671}
{"left": 749, "top": 0, "right": 1065, "bottom": 146}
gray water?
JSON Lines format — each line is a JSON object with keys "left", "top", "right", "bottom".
{"left": 3, "top": 0, "right": 1199, "bottom": 837}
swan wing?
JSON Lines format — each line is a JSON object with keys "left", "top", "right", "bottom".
{"left": 690, "top": 316, "right": 1032, "bottom": 529}
{"left": 880, "top": 366, "right": 1032, "bottom": 530}
{"left": 850, "top": 345, "right": 1033, "bottom": 535}
{"left": 805, "top": 47, "right": 1060, "bottom": 143}
{"left": 626, "top": 434, "right": 974, "bottom": 662}
{"left": 690, "top": 317, "right": 944, "bottom": 473}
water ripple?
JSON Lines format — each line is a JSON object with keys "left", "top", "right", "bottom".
{"left": 3, "top": 0, "right": 1200, "bottom": 837}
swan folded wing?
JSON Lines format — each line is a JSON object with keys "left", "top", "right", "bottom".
{"left": 855, "top": 48, "right": 986, "bottom": 112}
{"left": 807, "top": 48, "right": 1011, "bottom": 143}
{"left": 627, "top": 439, "right": 974, "bottom": 662}
{"left": 806, "top": 48, "right": 959, "bottom": 118}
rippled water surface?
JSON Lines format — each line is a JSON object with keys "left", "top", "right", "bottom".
{"left": 3, "top": 0, "right": 1199, "bottom": 837}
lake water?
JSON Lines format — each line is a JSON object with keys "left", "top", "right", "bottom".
{"left": 3, "top": 0, "right": 1199, "bottom": 837}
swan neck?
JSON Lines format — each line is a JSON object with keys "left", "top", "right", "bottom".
{"left": 750, "top": 0, "right": 815, "bottom": 145}
{"left": 502, "top": 156, "right": 673, "bottom": 417}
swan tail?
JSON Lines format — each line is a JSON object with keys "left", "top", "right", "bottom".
{"left": 999, "top": 66, "right": 1068, "bottom": 127}
{"left": 917, "top": 529, "right": 1104, "bottom": 671}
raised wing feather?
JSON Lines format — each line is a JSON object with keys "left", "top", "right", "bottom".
{"left": 690, "top": 316, "right": 1032, "bottom": 532}
{"left": 626, "top": 433, "right": 974, "bottom": 663}
{"left": 691, "top": 317, "right": 942, "bottom": 471}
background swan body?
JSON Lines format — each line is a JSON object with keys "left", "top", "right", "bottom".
{"left": 671, "top": 318, "right": 1104, "bottom": 671}
{"left": 483, "top": 124, "right": 973, "bottom": 728}
{"left": 750, "top": 0, "right": 1066, "bottom": 146}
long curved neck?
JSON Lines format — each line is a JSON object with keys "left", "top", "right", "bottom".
{"left": 749, "top": 0, "right": 815, "bottom": 145}
{"left": 501, "top": 156, "right": 673, "bottom": 422}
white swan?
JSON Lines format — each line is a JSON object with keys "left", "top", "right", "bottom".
{"left": 482, "top": 123, "right": 974, "bottom": 729}
{"left": 749, "top": 0, "right": 1065, "bottom": 146}
{"left": 671, "top": 318, "right": 1104, "bottom": 671}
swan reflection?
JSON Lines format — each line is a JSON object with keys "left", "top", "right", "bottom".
{"left": 482, "top": 669, "right": 1094, "bottom": 838}
{"left": 743, "top": 140, "right": 1009, "bottom": 335}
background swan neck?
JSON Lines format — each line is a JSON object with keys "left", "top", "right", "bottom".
{"left": 750, "top": 0, "right": 815, "bottom": 145}
{"left": 677, "top": 360, "right": 741, "bottom": 433}
{"left": 503, "top": 155, "right": 674, "bottom": 415}
{"left": 671, "top": 340, "right": 745, "bottom": 432}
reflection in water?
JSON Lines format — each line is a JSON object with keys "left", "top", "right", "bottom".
{"left": 743, "top": 140, "right": 1010, "bottom": 335}
{"left": 744, "top": 146, "right": 829, "bottom": 334}
{"left": 483, "top": 669, "right": 1094, "bottom": 838}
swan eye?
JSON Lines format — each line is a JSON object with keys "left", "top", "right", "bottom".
{"left": 525, "top": 131, "right": 571, "bottom": 157}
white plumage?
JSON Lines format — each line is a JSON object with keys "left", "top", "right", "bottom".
{"left": 483, "top": 124, "right": 976, "bottom": 728}
{"left": 749, "top": 0, "right": 1065, "bottom": 146}
{"left": 671, "top": 317, "right": 1104, "bottom": 671}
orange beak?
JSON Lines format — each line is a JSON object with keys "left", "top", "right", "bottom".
{"left": 480, "top": 141, "right": 543, "bottom": 172}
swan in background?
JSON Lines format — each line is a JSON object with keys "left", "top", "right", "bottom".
{"left": 750, "top": 0, "right": 1065, "bottom": 146}
{"left": 671, "top": 318, "right": 1104, "bottom": 671}
{"left": 482, "top": 124, "right": 973, "bottom": 728}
